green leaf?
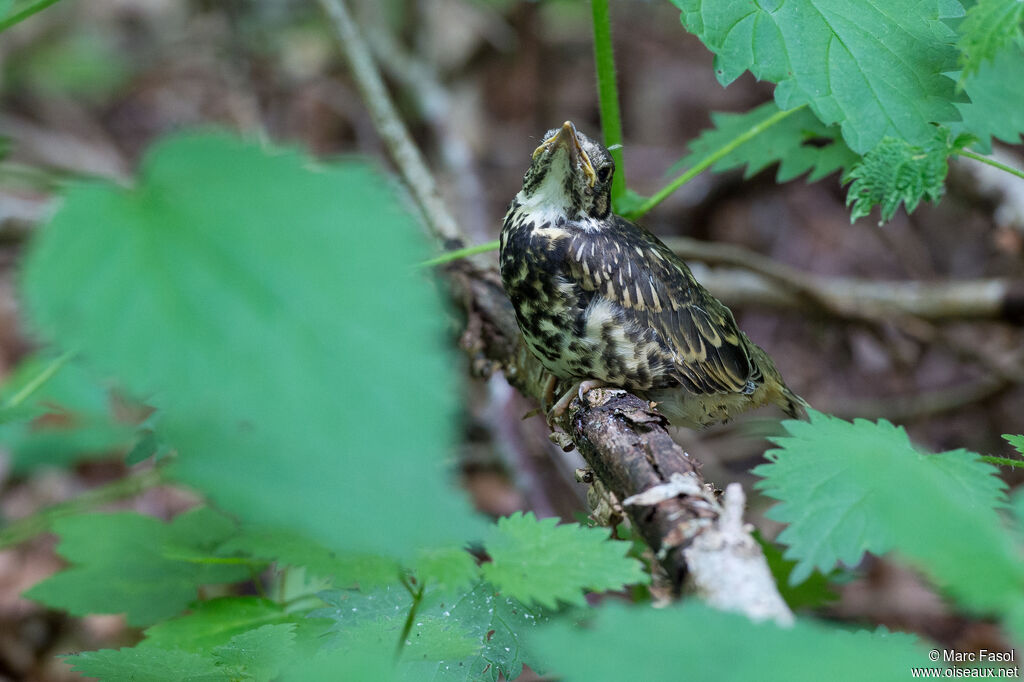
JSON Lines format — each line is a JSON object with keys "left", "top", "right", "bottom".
{"left": 141, "top": 597, "right": 293, "bottom": 653}
{"left": 955, "top": 44, "right": 1024, "bottom": 152}
{"left": 219, "top": 526, "right": 400, "bottom": 590}
{"left": 528, "top": 601, "right": 926, "bottom": 682}
{"left": 1002, "top": 434, "right": 1024, "bottom": 458}
{"left": 672, "top": 0, "right": 964, "bottom": 153}
{"left": 755, "top": 531, "right": 836, "bottom": 610}
{"left": 843, "top": 131, "right": 953, "bottom": 223}
{"left": 957, "top": 0, "right": 1024, "bottom": 76}
{"left": 313, "top": 585, "right": 480, "bottom": 663}
{"left": 754, "top": 411, "right": 1023, "bottom": 613}
{"left": 315, "top": 580, "right": 547, "bottom": 681}
{"left": 676, "top": 102, "right": 859, "bottom": 183}
{"left": 64, "top": 647, "right": 231, "bottom": 682}
{"left": 25, "top": 508, "right": 249, "bottom": 626}
{"left": 418, "top": 581, "right": 548, "bottom": 682}
{"left": 21, "top": 132, "right": 483, "bottom": 560}
{"left": 0, "top": 353, "right": 135, "bottom": 472}
{"left": 480, "top": 512, "right": 646, "bottom": 609}
{"left": 212, "top": 623, "right": 296, "bottom": 682}
{"left": 411, "top": 547, "right": 479, "bottom": 595}
{"left": 279, "top": 643, "right": 399, "bottom": 682}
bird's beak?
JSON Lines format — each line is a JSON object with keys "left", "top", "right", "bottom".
{"left": 532, "top": 121, "right": 597, "bottom": 187}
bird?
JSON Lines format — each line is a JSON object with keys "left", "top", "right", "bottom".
{"left": 498, "top": 121, "right": 806, "bottom": 429}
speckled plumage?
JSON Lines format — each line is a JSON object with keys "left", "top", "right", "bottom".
{"left": 499, "top": 122, "right": 805, "bottom": 428}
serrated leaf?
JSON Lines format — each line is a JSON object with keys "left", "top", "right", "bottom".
{"left": 279, "top": 642, "right": 399, "bottom": 682}
{"left": 0, "top": 353, "right": 135, "bottom": 472}
{"left": 957, "top": 0, "right": 1024, "bottom": 76}
{"left": 1003, "top": 434, "right": 1024, "bottom": 458}
{"left": 20, "top": 132, "right": 483, "bottom": 560}
{"left": 141, "top": 597, "right": 292, "bottom": 652}
{"left": 754, "top": 531, "right": 836, "bottom": 610}
{"left": 312, "top": 585, "right": 480, "bottom": 663}
{"left": 672, "top": 0, "right": 964, "bottom": 153}
{"left": 843, "top": 131, "right": 953, "bottom": 223}
{"left": 411, "top": 547, "right": 479, "bottom": 595}
{"left": 955, "top": 44, "right": 1024, "bottom": 151}
{"left": 528, "top": 601, "right": 925, "bottom": 682}
{"left": 64, "top": 647, "right": 230, "bottom": 682}
{"left": 754, "top": 411, "right": 1022, "bottom": 613}
{"left": 676, "top": 102, "right": 859, "bottom": 183}
{"left": 26, "top": 508, "right": 249, "bottom": 626}
{"left": 480, "top": 512, "right": 646, "bottom": 609}
{"left": 212, "top": 623, "right": 296, "bottom": 682}
{"left": 219, "top": 526, "right": 399, "bottom": 590}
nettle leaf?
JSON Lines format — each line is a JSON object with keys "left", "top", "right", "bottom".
{"left": 955, "top": 44, "right": 1024, "bottom": 151}
{"left": 755, "top": 531, "right": 836, "bottom": 610}
{"left": 1004, "top": 434, "right": 1024, "bottom": 458}
{"left": 411, "top": 547, "right": 479, "bottom": 595}
{"left": 672, "top": 0, "right": 964, "bottom": 153}
{"left": 141, "top": 597, "right": 294, "bottom": 652}
{"left": 212, "top": 623, "right": 297, "bottom": 682}
{"left": 26, "top": 508, "right": 249, "bottom": 626}
{"left": 676, "top": 102, "right": 859, "bottom": 183}
{"left": 754, "top": 411, "right": 1023, "bottom": 613}
{"left": 957, "top": 0, "right": 1024, "bottom": 76}
{"left": 219, "top": 526, "right": 400, "bottom": 590}
{"left": 20, "top": 132, "right": 483, "bottom": 560}
{"left": 315, "top": 580, "right": 547, "bottom": 682}
{"left": 529, "top": 601, "right": 925, "bottom": 682}
{"left": 0, "top": 353, "right": 135, "bottom": 472}
{"left": 65, "top": 647, "right": 230, "bottom": 682}
{"left": 480, "top": 512, "right": 646, "bottom": 609}
{"left": 843, "top": 131, "right": 955, "bottom": 223}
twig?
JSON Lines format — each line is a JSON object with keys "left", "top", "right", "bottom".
{"left": 590, "top": 0, "right": 626, "bottom": 203}
{"left": 320, "top": 0, "right": 792, "bottom": 622}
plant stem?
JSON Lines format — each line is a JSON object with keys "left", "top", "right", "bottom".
{"left": 0, "top": 0, "right": 65, "bottom": 32}
{"left": 0, "top": 350, "right": 74, "bottom": 416}
{"left": 628, "top": 103, "right": 808, "bottom": 220}
{"left": 590, "top": 0, "right": 626, "bottom": 203}
{"left": 0, "top": 466, "right": 165, "bottom": 549}
{"left": 958, "top": 149, "right": 1024, "bottom": 181}
{"left": 396, "top": 577, "right": 426, "bottom": 658}
{"left": 980, "top": 455, "right": 1024, "bottom": 469}
{"left": 421, "top": 239, "right": 500, "bottom": 267}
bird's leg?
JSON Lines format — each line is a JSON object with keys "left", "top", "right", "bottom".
{"left": 547, "top": 379, "right": 605, "bottom": 424}
{"left": 540, "top": 373, "right": 558, "bottom": 414}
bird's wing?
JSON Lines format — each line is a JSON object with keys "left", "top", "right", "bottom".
{"left": 565, "top": 218, "right": 754, "bottom": 394}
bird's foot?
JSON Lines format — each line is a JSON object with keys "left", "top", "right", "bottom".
{"left": 546, "top": 379, "right": 605, "bottom": 426}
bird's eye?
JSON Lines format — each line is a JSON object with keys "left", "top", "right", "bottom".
{"left": 596, "top": 166, "right": 611, "bottom": 183}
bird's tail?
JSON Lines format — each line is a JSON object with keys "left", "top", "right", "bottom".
{"left": 777, "top": 385, "right": 810, "bottom": 421}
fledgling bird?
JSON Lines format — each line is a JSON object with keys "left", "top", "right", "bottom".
{"left": 499, "top": 121, "right": 806, "bottom": 428}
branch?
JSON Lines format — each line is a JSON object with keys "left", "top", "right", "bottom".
{"left": 319, "top": 0, "right": 793, "bottom": 623}
{"left": 665, "top": 236, "right": 1024, "bottom": 325}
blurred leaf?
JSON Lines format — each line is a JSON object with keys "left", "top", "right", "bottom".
{"left": 25, "top": 508, "right": 250, "bottom": 626}
{"left": 754, "top": 411, "right": 1022, "bottom": 614}
{"left": 9, "top": 31, "right": 130, "bottom": 99}
{"left": 0, "top": 352, "right": 135, "bottom": 472}
{"left": 21, "top": 132, "right": 483, "bottom": 560}
{"left": 219, "top": 526, "right": 400, "bottom": 590}
{"left": 1003, "top": 434, "right": 1024, "bottom": 458}
{"left": 957, "top": 0, "right": 1024, "bottom": 76}
{"left": 280, "top": 642, "right": 399, "bottom": 682}
{"left": 0, "top": 0, "right": 65, "bottom": 33}
{"left": 754, "top": 531, "right": 836, "bottom": 610}
{"left": 411, "top": 547, "right": 479, "bottom": 595}
{"left": 954, "top": 44, "right": 1024, "bottom": 152}
{"left": 672, "top": 0, "right": 964, "bottom": 153}
{"left": 141, "top": 598, "right": 294, "bottom": 653}
{"left": 65, "top": 647, "right": 230, "bottom": 682}
{"left": 481, "top": 512, "right": 646, "bottom": 609}
{"left": 843, "top": 131, "right": 955, "bottom": 223}
{"left": 211, "top": 623, "right": 297, "bottom": 682}
{"left": 528, "top": 601, "right": 925, "bottom": 682}
{"left": 675, "top": 102, "right": 859, "bottom": 183}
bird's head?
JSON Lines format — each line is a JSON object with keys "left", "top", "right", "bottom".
{"left": 519, "top": 121, "right": 615, "bottom": 220}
